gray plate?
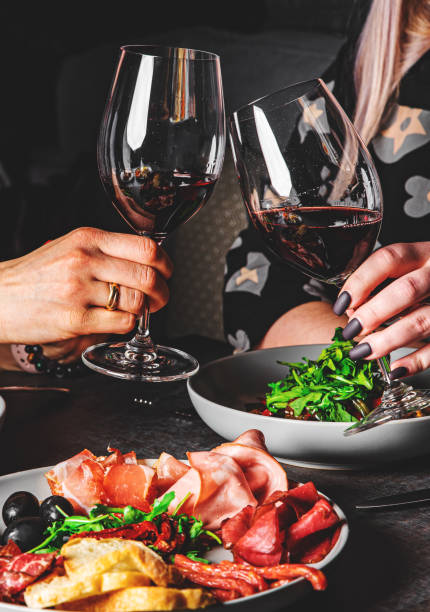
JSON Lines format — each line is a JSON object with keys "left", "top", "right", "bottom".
{"left": 0, "top": 464, "right": 348, "bottom": 612}
{"left": 188, "top": 345, "right": 430, "bottom": 469}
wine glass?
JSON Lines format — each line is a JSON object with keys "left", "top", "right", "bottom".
{"left": 82, "top": 46, "right": 225, "bottom": 381}
{"left": 229, "top": 78, "right": 430, "bottom": 433}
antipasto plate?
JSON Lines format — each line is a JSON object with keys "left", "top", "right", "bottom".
{"left": 0, "top": 433, "right": 349, "bottom": 611}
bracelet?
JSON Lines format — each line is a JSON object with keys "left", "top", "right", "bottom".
{"left": 10, "top": 344, "right": 84, "bottom": 378}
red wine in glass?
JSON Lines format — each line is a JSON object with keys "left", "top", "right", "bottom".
{"left": 102, "top": 169, "right": 217, "bottom": 240}
{"left": 250, "top": 206, "right": 382, "bottom": 285}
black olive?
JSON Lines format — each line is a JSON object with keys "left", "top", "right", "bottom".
{"left": 40, "top": 496, "right": 74, "bottom": 525}
{"left": 2, "top": 491, "right": 40, "bottom": 526}
{"left": 1, "top": 517, "right": 45, "bottom": 551}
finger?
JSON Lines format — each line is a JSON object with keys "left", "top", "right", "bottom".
{"left": 348, "top": 304, "right": 430, "bottom": 362}
{"left": 390, "top": 344, "right": 430, "bottom": 378}
{"left": 70, "top": 307, "right": 137, "bottom": 337}
{"left": 342, "top": 267, "right": 430, "bottom": 339}
{"left": 91, "top": 281, "right": 145, "bottom": 316}
{"left": 89, "top": 228, "right": 173, "bottom": 279}
{"left": 334, "top": 243, "right": 426, "bottom": 314}
{"left": 90, "top": 257, "right": 170, "bottom": 312}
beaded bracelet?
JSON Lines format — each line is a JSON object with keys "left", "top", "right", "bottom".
{"left": 10, "top": 344, "right": 84, "bottom": 378}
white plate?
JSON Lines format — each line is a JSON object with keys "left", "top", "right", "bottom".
{"left": 0, "top": 396, "right": 5, "bottom": 432}
{"left": 0, "top": 464, "right": 349, "bottom": 612}
{"left": 188, "top": 344, "right": 430, "bottom": 469}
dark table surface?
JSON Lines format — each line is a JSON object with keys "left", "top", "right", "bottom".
{"left": 0, "top": 336, "right": 429, "bottom": 612}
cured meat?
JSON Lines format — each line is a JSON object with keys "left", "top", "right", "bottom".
{"left": 45, "top": 450, "right": 105, "bottom": 514}
{"left": 213, "top": 430, "right": 288, "bottom": 503}
{"left": 103, "top": 463, "right": 156, "bottom": 509}
{"left": 96, "top": 447, "right": 137, "bottom": 470}
{"left": 174, "top": 555, "right": 327, "bottom": 594}
{"left": 45, "top": 448, "right": 154, "bottom": 514}
{"left": 188, "top": 451, "right": 258, "bottom": 531}
{"left": 0, "top": 552, "right": 56, "bottom": 599}
{"left": 154, "top": 452, "right": 190, "bottom": 493}
{"left": 234, "top": 506, "right": 283, "bottom": 566}
{"left": 164, "top": 451, "right": 258, "bottom": 531}
{"left": 221, "top": 505, "right": 254, "bottom": 550}
{"left": 163, "top": 467, "right": 202, "bottom": 516}
{"left": 229, "top": 429, "right": 267, "bottom": 450}
{"left": 0, "top": 542, "right": 21, "bottom": 558}
{"left": 286, "top": 498, "right": 339, "bottom": 553}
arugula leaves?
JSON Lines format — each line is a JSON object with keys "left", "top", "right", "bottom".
{"left": 265, "top": 327, "right": 384, "bottom": 422}
{"left": 29, "top": 492, "right": 221, "bottom": 563}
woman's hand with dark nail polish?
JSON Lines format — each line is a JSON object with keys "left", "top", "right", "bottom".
{"left": 333, "top": 291, "right": 351, "bottom": 316}
{"left": 389, "top": 366, "right": 408, "bottom": 381}
{"left": 342, "top": 318, "right": 363, "bottom": 340}
{"left": 349, "top": 342, "right": 372, "bottom": 360}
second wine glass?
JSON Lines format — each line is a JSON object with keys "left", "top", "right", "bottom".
{"left": 228, "top": 78, "right": 430, "bottom": 431}
{"left": 83, "top": 45, "right": 225, "bottom": 381}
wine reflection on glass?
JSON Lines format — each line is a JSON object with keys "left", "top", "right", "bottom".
{"left": 229, "top": 78, "right": 430, "bottom": 433}
{"left": 82, "top": 46, "right": 225, "bottom": 382}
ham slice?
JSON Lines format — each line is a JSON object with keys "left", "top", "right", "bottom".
{"left": 163, "top": 451, "right": 258, "bottom": 530}
{"left": 229, "top": 429, "right": 267, "bottom": 450}
{"left": 45, "top": 450, "right": 105, "bottom": 514}
{"left": 103, "top": 463, "right": 156, "bottom": 510}
{"left": 213, "top": 430, "right": 288, "bottom": 503}
{"left": 154, "top": 452, "right": 190, "bottom": 494}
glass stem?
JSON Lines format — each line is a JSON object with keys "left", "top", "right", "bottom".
{"left": 378, "top": 354, "right": 392, "bottom": 386}
{"left": 124, "top": 299, "right": 157, "bottom": 363}
{"left": 124, "top": 236, "right": 164, "bottom": 364}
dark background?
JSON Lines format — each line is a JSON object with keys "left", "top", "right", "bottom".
{"left": 0, "top": 0, "right": 354, "bottom": 188}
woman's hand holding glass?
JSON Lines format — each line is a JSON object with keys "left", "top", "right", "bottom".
{"left": 0, "top": 227, "right": 172, "bottom": 348}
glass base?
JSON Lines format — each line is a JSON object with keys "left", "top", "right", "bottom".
{"left": 344, "top": 382, "right": 430, "bottom": 435}
{"left": 82, "top": 341, "right": 199, "bottom": 382}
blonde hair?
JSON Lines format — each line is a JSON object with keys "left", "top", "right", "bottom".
{"left": 353, "top": 0, "right": 430, "bottom": 144}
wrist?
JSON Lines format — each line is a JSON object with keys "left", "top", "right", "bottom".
{"left": 0, "top": 344, "right": 22, "bottom": 372}
{"left": 10, "top": 344, "right": 84, "bottom": 377}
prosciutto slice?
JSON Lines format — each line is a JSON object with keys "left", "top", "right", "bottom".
{"left": 45, "top": 447, "right": 155, "bottom": 514}
{"left": 45, "top": 449, "right": 105, "bottom": 514}
{"left": 213, "top": 430, "right": 288, "bottom": 503}
{"left": 163, "top": 451, "right": 258, "bottom": 530}
{"left": 103, "top": 463, "right": 156, "bottom": 510}
{"left": 154, "top": 452, "right": 190, "bottom": 494}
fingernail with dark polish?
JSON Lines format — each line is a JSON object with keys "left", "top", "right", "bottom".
{"left": 349, "top": 342, "right": 372, "bottom": 360}
{"left": 333, "top": 291, "right": 352, "bottom": 316}
{"left": 342, "top": 318, "right": 363, "bottom": 340}
{"left": 389, "top": 366, "right": 408, "bottom": 381}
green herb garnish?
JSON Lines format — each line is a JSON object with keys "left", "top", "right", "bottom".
{"left": 265, "top": 327, "right": 384, "bottom": 422}
{"left": 29, "top": 492, "right": 219, "bottom": 562}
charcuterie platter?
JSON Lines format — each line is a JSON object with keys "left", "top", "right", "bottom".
{"left": 0, "top": 431, "right": 348, "bottom": 611}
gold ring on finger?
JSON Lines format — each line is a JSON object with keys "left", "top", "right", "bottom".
{"left": 106, "top": 282, "right": 120, "bottom": 311}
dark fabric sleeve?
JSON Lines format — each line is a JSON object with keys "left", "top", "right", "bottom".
{"left": 223, "top": 223, "right": 335, "bottom": 351}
